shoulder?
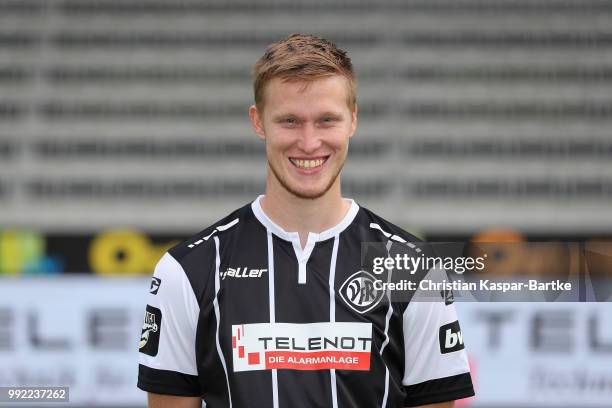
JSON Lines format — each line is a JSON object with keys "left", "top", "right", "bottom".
{"left": 168, "top": 203, "right": 250, "bottom": 262}
{"left": 155, "top": 202, "right": 255, "bottom": 300}
{"left": 350, "top": 204, "right": 422, "bottom": 245}
{"left": 353, "top": 205, "right": 441, "bottom": 312}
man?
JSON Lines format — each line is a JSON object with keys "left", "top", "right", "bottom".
{"left": 137, "top": 33, "right": 475, "bottom": 408}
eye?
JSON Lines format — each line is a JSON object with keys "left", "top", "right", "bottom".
{"left": 279, "top": 117, "right": 298, "bottom": 126}
{"left": 320, "top": 116, "right": 338, "bottom": 126}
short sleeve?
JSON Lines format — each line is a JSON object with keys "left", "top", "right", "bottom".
{"left": 402, "top": 267, "right": 475, "bottom": 407}
{"left": 137, "top": 252, "right": 202, "bottom": 396}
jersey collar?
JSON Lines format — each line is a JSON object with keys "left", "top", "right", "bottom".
{"left": 251, "top": 194, "right": 360, "bottom": 243}
{"left": 251, "top": 195, "right": 359, "bottom": 284}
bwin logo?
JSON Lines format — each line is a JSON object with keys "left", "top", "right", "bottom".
{"left": 439, "top": 321, "right": 465, "bottom": 354}
{"left": 339, "top": 271, "right": 384, "bottom": 314}
{"left": 444, "top": 329, "right": 463, "bottom": 348}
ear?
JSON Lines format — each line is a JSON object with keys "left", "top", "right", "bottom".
{"left": 249, "top": 105, "right": 266, "bottom": 141}
{"left": 349, "top": 103, "right": 358, "bottom": 139}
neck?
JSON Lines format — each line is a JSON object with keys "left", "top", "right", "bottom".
{"left": 260, "top": 174, "right": 350, "bottom": 249}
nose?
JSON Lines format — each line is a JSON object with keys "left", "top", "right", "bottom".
{"left": 296, "top": 122, "right": 322, "bottom": 154}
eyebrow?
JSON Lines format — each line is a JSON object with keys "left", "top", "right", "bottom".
{"left": 272, "top": 113, "right": 297, "bottom": 119}
{"left": 272, "top": 112, "right": 343, "bottom": 121}
{"left": 318, "top": 112, "right": 343, "bottom": 119}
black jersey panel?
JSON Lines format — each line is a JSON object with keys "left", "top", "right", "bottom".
{"left": 380, "top": 309, "right": 409, "bottom": 407}
{"left": 403, "top": 372, "right": 475, "bottom": 407}
{"left": 168, "top": 205, "right": 245, "bottom": 304}
{"left": 179, "top": 243, "right": 228, "bottom": 407}
{"left": 138, "top": 364, "right": 201, "bottom": 396}
{"left": 274, "top": 236, "right": 334, "bottom": 408}
{"left": 277, "top": 368, "right": 334, "bottom": 408}
{"left": 174, "top": 242, "right": 217, "bottom": 305}
{"left": 216, "top": 211, "right": 271, "bottom": 326}
{"left": 274, "top": 236, "right": 331, "bottom": 323}
{"left": 195, "top": 297, "right": 233, "bottom": 408}
{"left": 333, "top": 224, "right": 396, "bottom": 408}
{"left": 215, "top": 212, "right": 274, "bottom": 408}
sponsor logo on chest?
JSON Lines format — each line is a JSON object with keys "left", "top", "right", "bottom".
{"left": 220, "top": 267, "right": 267, "bottom": 280}
{"left": 231, "top": 322, "right": 372, "bottom": 372}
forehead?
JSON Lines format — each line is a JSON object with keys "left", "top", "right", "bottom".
{"left": 262, "top": 75, "right": 352, "bottom": 115}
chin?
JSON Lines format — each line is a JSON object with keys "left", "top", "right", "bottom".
{"left": 286, "top": 183, "right": 330, "bottom": 200}
{"left": 269, "top": 160, "right": 342, "bottom": 200}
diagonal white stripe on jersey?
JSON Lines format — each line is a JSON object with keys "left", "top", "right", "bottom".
{"left": 217, "top": 218, "right": 239, "bottom": 231}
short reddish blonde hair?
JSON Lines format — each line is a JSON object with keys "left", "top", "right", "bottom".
{"left": 253, "top": 33, "right": 356, "bottom": 112}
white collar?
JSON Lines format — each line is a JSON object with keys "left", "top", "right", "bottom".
{"left": 251, "top": 195, "right": 359, "bottom": 284}
{"left": 251, "top": 194, "right": 359, "bottom": 243}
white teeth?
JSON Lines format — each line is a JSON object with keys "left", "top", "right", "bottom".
{"left": 292, "top": 158, "right": 324, "bottom": 169}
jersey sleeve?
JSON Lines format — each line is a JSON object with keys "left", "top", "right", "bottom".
{"left": 137, "top": 252, "right": 202, "bottom": 396}
{"left": 402, "top": 267, "right": 475, "bottom": 407}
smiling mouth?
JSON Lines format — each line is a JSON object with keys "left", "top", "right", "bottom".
{"left": 289, "top": 156, "right": 329, "bottom": 170}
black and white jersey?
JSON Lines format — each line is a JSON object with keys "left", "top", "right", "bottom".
{"left": 138, "top": 196, "right": 474, "bottom": 407}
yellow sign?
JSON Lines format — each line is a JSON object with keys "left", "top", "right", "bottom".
{"left": 89, "top": 229, "right": 177, "bottom": 275}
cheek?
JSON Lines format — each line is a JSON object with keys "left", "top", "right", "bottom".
{"left": 265, "top": 132, "right": 293, "bottom": 157}
{"left": 329, "top": 129, "right": 351, "bottom": 150}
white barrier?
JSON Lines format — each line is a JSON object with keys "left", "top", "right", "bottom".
{"left": 456, "top": 302, "right": 612, "bottom": 406}
{"left": 0, "top": 277, "right": 149, "bottom": 405}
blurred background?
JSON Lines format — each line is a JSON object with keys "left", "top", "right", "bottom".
{"left": 0, "top": 0, "right": 611, "bottom": 406}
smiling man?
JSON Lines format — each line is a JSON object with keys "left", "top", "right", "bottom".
{"left": 137, "top": 34, "right": 475, "bottom": 408}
